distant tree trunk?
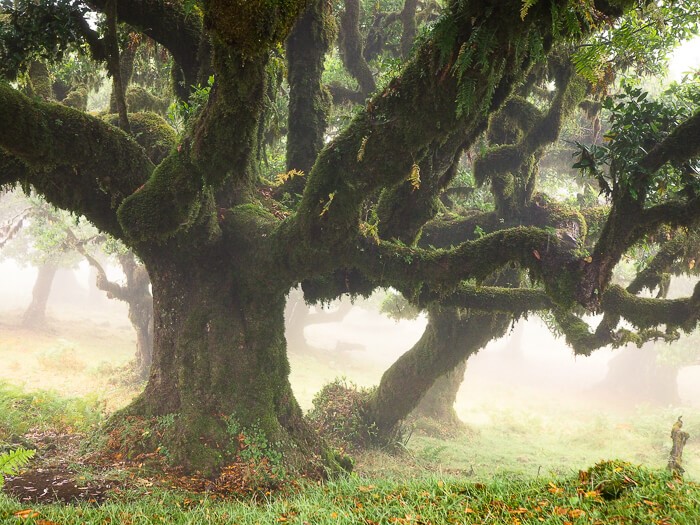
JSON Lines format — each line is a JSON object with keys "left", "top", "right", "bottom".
{"left": 284, "top": 0, "right": 333, "bottom": 195}
{"left": 595, "top": 344, "right": 680, "bottom": 406}
{"left": 409, "top": 359, "right": 467, "bottom": 432}
{"left": 22, "top": 263, "right": 57, "bottom": 328}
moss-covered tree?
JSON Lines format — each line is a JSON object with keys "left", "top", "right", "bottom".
{"left": 2, "top": 0, "right": 700, "bottom": 478}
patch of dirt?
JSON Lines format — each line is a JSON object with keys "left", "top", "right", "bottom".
{"left": 2, "top": 430, "right": 120, "bottom": 505}
{"left": 4, "top": 467, "right": 114, "bottom": 504}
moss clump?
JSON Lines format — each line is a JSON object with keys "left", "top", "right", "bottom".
{"left": 104, "top": 112, "right": 177, "bottom": 164}
{"left": 61, "top": 86, "right": 88, "bottom": 111}
{"left": 205, "top": 0, "right": 305, "bottom": 57}
{"left": 126, "top": 86, "right": 170, "bottom": 116}
{"left": 117, "top": 151, "right": 202, "bottom": 243}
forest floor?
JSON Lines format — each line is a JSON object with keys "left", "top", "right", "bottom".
{"left": 1, "top": 307, "right": 699, "bottom": 523}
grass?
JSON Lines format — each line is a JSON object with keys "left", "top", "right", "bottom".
{"left": 0, "top": 381, "right": 103, "bottom": 444}
{"left": 1, "top": 462, "right": 699, "bottom": 524}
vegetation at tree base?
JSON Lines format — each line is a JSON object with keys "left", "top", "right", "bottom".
{"left": 1, "top": 0, "right": 700, "bottom": 491}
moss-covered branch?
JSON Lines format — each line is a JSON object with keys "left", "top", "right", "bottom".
{"left": 280, "top": 0, "right": 633, "bottom": 265}
{"left": 418, "top": 211, "right": 500, "bottom": 248}
{"left": 579, "top": 195, "right": 700, "bottom": 306}
{"left": 351, "top": 226, "right": 578, "bottom": 305}
{"left": 0, "top": 84, "right": 153, "bottom": 237}
{"left": 627, "top": 231, "right": 691, "bottom": 295}
{"left": 639, "top": 110, "right": 700, "bottom": 174}
{"left": 603, "top": 283, "right": 700, "bottom": 332}
{"left": 417, "top": 283, "right": 554, "bottom": 314}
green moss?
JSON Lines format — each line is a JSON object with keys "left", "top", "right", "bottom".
{"left": 117, "top": 152, "right": 202, "bottom": 243}
{"left": 61, "top": 86, "right": 88, "bottom": 111}
{"left": 125, "top": 85, "right": 170, "bottom": 115}
{"left": 205, "top": 0, "right": 306, "bottom": 57}
{"left": 104, "top": 112, "right": 177, "bottom": 164}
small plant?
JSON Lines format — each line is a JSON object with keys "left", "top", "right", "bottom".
{"left": 0, "top": 448, "right": 35, "bottom": 488}
{"left": 220, "top": 416, "right": 287, "bottom": 492}
{"left": 582, "top": 459, "right": 640, "bottom": 500}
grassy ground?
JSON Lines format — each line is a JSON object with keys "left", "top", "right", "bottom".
{"left": 1, "top": 307, "right": 699, "bottom": 523}
{"left": 1, "top": 462, "right": 699, "bottom": 524}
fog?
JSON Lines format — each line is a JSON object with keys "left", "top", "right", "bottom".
{"left": 1, "top": 261, "right": 699, "bottom": 478}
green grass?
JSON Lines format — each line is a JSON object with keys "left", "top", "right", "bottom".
{"left": 0, "top": 381, "right": 104, "bottom": 443}
{"left": 1, "top": 463, "right": 698, "bottom": 524}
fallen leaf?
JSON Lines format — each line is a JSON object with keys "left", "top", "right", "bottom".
{"left": 14, "top": 509, "right": 40, "bottom": 519}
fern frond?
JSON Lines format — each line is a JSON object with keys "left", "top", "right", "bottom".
{"left": 357, "top": 136, "right": 369, "bottom": 162}
{"left": 408, "top": 163, "right": 421, "bottom": 191}
{"left": 521, "top": 0, "right": 538, "bottom": 20}
{"left": 0, "top": 448, "right": 35, "bottom": 488}
{"left": 275, "top": 169, "right": 305, "bottom": 185}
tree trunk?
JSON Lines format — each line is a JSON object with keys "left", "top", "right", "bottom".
{"left": 22, "top": 263, "right": 57, "bottom": 328}
{"left": 284, "top": 0, "right": 333, "bottom": 195}
{"left": 594, "top": 343, "right": 680, "bottom": 406}
{"left": 113, "top": 253, "right": 332, "bottom": 477}
{"left": 409, "top": 359, "right": 467, "bottom": 432}
{"left": 367, "top": 307, "right": 510, "bottom": 440}
{"left": 130, "top": 299, "right": 153, "bottom": 381}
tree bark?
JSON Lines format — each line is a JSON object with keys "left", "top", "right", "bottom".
{"left": 22, "top": 263, "right": 57, "bottom": 328}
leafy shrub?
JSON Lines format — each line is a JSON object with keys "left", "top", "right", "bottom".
{"left": 307, "top": 378, "right": 376, "bottom": 452}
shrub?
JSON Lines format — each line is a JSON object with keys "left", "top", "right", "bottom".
{"left": 307, "top": 378, "right": 376, "bottom": 452}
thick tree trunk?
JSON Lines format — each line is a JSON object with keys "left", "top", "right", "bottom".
{"left": 22, "top": 263, "right": 57, "bottom": 328}
{"left": 367, "top": 307, "right": 510, "bottom": 440}
{"left": 114, "top": 253, "right": 332, "bottom": 477}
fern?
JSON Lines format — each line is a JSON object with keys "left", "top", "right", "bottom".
{"left": 275, "top": 168, "right": 304, "bottom": 185}
{"left": 521, "top": 0, "right": 538, "bottom": 20}
{"left": 0, "top": 448, "right": 35, "bottom": 488}
{"left": 408, "top": 163, "right": 421, "bottom": 191}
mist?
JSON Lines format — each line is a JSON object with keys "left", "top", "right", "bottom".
{"left": 2, "top": 260, "right": 697, "bottom": 481}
